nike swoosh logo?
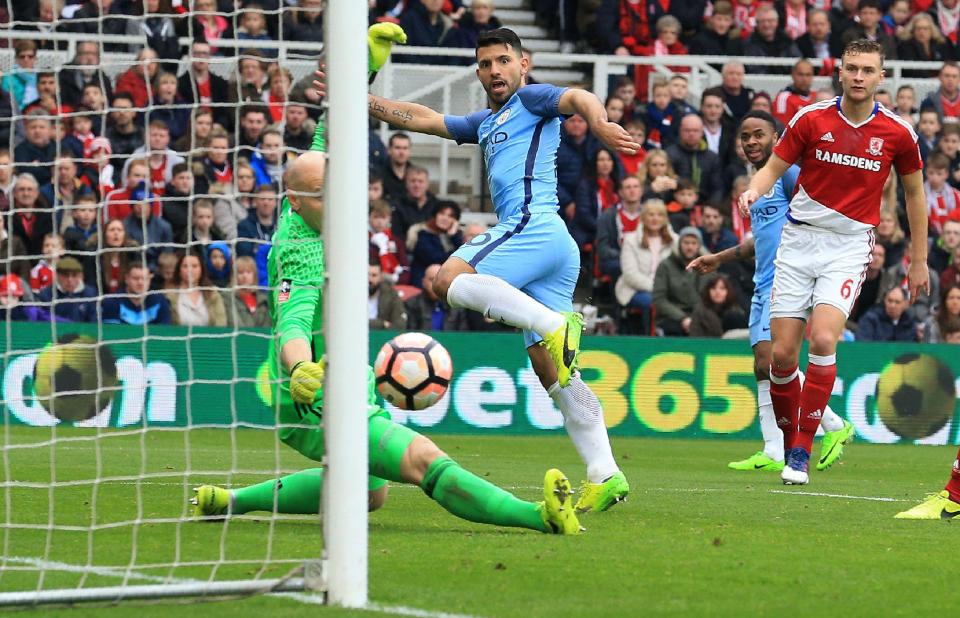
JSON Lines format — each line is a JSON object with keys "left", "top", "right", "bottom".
{"left": 762, "top": 326, "right": 770, "bottom": 332}
{"left": 941, "top": 509, "right": 960, "bottom": 520}
{"left": 819, "top": 442, "right": 840, "bottom": 465}
{"left": 562, "top": 325, "right": 575, "bottom": 367}
{"left": 754, "top": 463, "right": 768, "bottom": 469}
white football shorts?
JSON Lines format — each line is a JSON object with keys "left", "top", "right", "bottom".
{"left": 770, "top": 221, "right": 875, "bottom": 320}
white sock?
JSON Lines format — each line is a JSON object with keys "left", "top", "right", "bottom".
{"left": 757, "top": 380, "right": 784, "bottom": 462}
{"left": 446, "top": 273, "right": 564, "bottom": 337}
{"left": 798, "top": 370, "right": 844, "bottom": 432}
{"left": 548, "top": 375, "right": 619, "bottom": 483}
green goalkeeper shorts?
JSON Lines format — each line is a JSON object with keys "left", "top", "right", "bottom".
{"left": 276, "top": 374, "right": 419, "bottom": 491}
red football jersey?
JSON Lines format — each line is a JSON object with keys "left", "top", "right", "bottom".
{"left": 772, "top": 88, "right": 815, "bottom": 127}
{"left": 774, "top": 97, "right": 923, "bottom": 233}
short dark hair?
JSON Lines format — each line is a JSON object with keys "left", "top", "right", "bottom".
{"left": 940, "top": 60, "right": 960, "bottom": 75}
{"left": 857, "top": 0, "right": 881, "bottom": 11}
{"left": 842, "top": 38, "right": 885, "bottom": 64}
{"left": 927, "top": 152, "right": 951, "bottom": 171}
{"left": 431, "top": 200, "right": 461, "bottom": 220}
{"left": 701, "top": 86, "right": 725, "bottom": 104}
{"left": 675, "top": 178, "right": 697, "bottom": 193}
{"left": 388, "top": 132, "right": 411, "bottom": 147}
{"left": 476, "top": 28, "right": 523, "bottom": 56}
{"left": 739, "top": 110, "right": 778, "bottom": 133}
{"left": 240, "top": 104, "right": 269, "bottom": 120}
{"left": 172, "top": 162, "right": 190, "bottom": 176}
{"left": 112, "top": 92, "right": 134, "bottom": 106}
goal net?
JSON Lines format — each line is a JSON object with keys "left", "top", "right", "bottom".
{"left": 0, "top": 0, "right": 373, "bottom": 607}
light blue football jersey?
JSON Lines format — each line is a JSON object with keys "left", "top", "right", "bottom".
{"left": 444, "top": 84, "right": 567, "bottom": 221}
{"left": 750, "top": 164, "right": 800, "bottom": 290}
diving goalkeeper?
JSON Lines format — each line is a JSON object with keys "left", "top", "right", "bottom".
{"left": 191, "top": 25, "right": 580, "bottom": 535}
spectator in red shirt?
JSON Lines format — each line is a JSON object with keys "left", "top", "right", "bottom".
{"left": 369, "top": 198, "right": 409, "bottom": 284}
{"left": 925, "top": 152, "right": 960, "bottom": 234}
{"left": 114, "top": 47, "right": 159, "bottom": 110}
{"left": 920, "top": 61, "right": 960, "bottom": 124}
{"left": 8, "top": 173, "right": 53, "bottom": 257}
{"left": 773, "top": 60, "right": 816, "bottom": 126}
{"left": 104, "top": 159, "right": 161, "bottom": 223}
{"left": 177, "top": 40, "right": 231, "bottom": 130}
{"left": 596, "top": 175, "right": 645, "bottom": 279}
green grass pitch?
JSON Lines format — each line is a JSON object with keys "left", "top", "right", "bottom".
{"left": 1, "top": 426, "right": 956, "bottom": 617}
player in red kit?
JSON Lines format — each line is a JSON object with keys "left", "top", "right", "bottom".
{"left": 739, "top": 39, "right": 929, "bottom": 486}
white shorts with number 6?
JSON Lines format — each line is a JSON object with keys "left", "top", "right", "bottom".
{"left": 770, "top": 222, "right": 875, "bottom": 320}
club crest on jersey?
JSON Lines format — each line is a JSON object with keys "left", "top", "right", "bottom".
{"left": 867, "top": 137, "right": 884, "bottom": 156}
{"left": 495, "top": 109, "right": 511, "bottom": 125}
{"left": 278, "top": 279, "right": 292, "bottom": 304}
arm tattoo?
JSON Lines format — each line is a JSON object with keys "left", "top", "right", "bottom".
{"left": 368, "top": 96, "right": 387, "bottom": 119}
{"left": 391, "top": 108, "right": 413, "bottom": 123}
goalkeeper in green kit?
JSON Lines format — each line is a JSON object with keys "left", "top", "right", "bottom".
{"left": 191, "top": 24, "right": 581, "bottom": 535}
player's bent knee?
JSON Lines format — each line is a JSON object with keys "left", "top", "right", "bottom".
{"left": 771, "top": 342, "right": 799, "bottom": 370}
{"left": 400, "top": 436, "right": 446, "bottom": 486}
{"left": 368, "top": 486, "right": 389, "bottom": 512}
{"left": 808, "top": 330, "right": 838, "bottom": 356}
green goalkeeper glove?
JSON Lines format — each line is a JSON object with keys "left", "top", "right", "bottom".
{"left": 368, "top": 22, "right": 407, "bottom": 83}
{"left": 290, "top": 359, "right": 326, "bottom": 405}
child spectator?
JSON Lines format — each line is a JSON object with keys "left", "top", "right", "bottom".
{"left": 165, "top": 252, "right": 227, "bottom": 327}
{"left": 266, "top": 67, "right": 292, "bottom": 123}
{"left": 925, "top": 152, "right": 960, "bottom": 234}
{"left": 0, "top": 274, "right": 42, "bottom": 321}
{"left": 611, "top": 77, "right": 639, "bottom": 125}
{"left": 407, "top": 201, "right": 464, "bottom": 290}
{"left": 604, "top": 95, "right": 625, "bottom": 126}
{"left": 205, "top": 242, "right": 232, "bottom": 288}
{"left": 61, "top": 111, "right": 97, "bottom": 161}
{"left": 189, "top": 199, "right": 224, "bottom": 258}
{"left": 620, "top": 119, "right": 647, "bottom": 176}
{"left": 223, "top": 255, "right": 270, "bottom": 328}
{"left": 369, "top": 198, "right": 408, "bottom": 284}
{"left": 895, "top": 84, "right": 917, "bottom": 124}
{"left": 689, "top": 273, "right": 747, "bottom": 337}
{"left": 62, "top": 193, "right": 99, "bottom": 253}
{"left": 917, "top": 108, "right": 941, "bottom": 163}
{"left": 642, "top": 79, "right": 678, "bottom": 150}
{"left": 934, "top": 124, "right": 960, "bottom": 187}
{"left": 369, "top": 173, "right": 385, "bottom": 203}
{"left": 667, "top": 178, "right": 701, "bottom": 232}
{"left": 237, "top": 3, "right": 277, "bottom": 58}
{"left": 29, "top": 233, "right": 64, "bottom": 293}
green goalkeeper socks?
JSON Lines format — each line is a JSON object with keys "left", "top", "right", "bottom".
{"left": 421, "top": 456, "right": 549, "bottom": 533}
{"left": 232, "top": 468, "right": 322, "bottom": 515}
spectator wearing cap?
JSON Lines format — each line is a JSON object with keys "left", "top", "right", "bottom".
{"left": 15, "top": 110, "right": 57, "bottom": 187}
{"left": 653, "top": 226, "right": 704, "bottom": 336}
{"left": 122, "top": 181, "right": 173, "bottom": 271}
{"left": 35, "top": 256, "right": 97, "bottom": 322}
{"left": 87, "top": 137, "right": 116, "bottom": 198}
{"left": 0, "top": 213, "right": 30, "bottom": 280}
{"left": 0, "top": 274, "right": 45, "bottom": 321}
{"left": 100, "top": 261, "right": 171, "bottom": 325}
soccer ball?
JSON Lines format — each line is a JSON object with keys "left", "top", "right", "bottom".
{"left": 875, "top": 353, "right": 956, "bottom": 440}
{"left": 33, "top": 334, "right": 119, "bottom": 422}
{"left": 374, "top": 333, "right": 452, "bottom": 410}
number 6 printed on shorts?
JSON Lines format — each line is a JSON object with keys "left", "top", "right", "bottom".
{"left": 840, "top": 278, "right": 853, "bottom": 300}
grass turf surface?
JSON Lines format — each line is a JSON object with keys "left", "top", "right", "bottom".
{"left": 0, "top": 426, "right": 956, "bottom": 617}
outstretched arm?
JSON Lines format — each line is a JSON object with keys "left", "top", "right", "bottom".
{"left": 368, "top": 94, "right": 454, "bottom": 139}
{"left": 558, "top": 88, "right": 641, "bottom": 155}
{"left": 687, "top": 237, "right": 755, "bottom": 274}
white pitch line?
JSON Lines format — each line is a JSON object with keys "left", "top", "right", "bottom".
{"left": 769, "top": 490, "right": 911, "bottom": 502}
{"left": 4, "top": 557, "right": 484, "bottom": 618}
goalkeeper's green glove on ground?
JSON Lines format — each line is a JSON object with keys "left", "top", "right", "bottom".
{"left": 290, "top": 359, "right": 326, "bottom": 405}
{"left": 369, "top": 22, "right": 407, "bottom": 83}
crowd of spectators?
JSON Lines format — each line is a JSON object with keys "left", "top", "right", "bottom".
{"left": 1, "top": 0, "right": 960, "bottom": 345}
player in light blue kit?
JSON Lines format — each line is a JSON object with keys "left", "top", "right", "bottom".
{"left": 366, "top": 28, "right": 636, "bottom": 511}
{"left": 688, "top": 111, "right": 855, "bottom": 472}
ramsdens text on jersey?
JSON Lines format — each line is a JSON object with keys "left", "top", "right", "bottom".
{"left": 813, "top": 149, "right": 882, "bottom": 172}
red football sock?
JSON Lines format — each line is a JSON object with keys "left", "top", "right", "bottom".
{"left": 945, "top": 447, "right": 960, "bottom": 504}
{"left": 769, "top": 364, "right": 800, "bottom": 452}
{"left": 795, "top": 355, "right": 837, "bottom": 453}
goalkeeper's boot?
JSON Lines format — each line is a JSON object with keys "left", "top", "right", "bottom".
{"left": 728, "top": 451, "right": 784, "bottom": 471}
{"left": 894, "top": 491, "right": 960, "bottom": 520}
{"left": 816, "top": 420, "right": 855, "bottom": 471}
{"left": 542, "top": 311, "right": 584, "bottom": 388}
{"left": 539, "top": 469, "right": 582, "bottom": 535}
{"left": 574, "top": 471, "right": 629, "bottom": 513}
{"left": 191, "top": 485, "right": 231, "bottom": 519}
{"left": 781, "top": 447, "right": 810, "bottom": 485}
